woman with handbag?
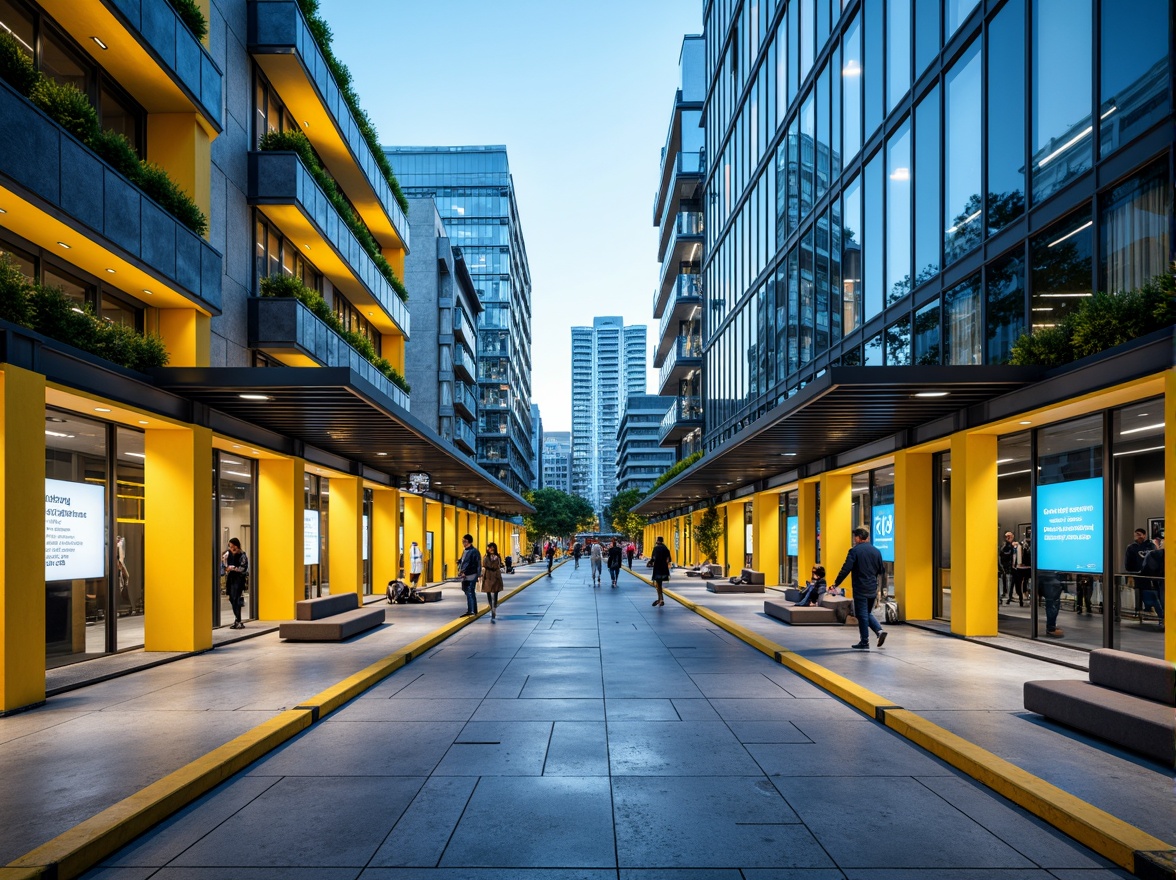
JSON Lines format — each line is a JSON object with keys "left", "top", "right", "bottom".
{"left": 480, "top": 542, "right": 505, "bottom": 620}
{"left": 221, "top": 538, "right": 249, "bottom": 629}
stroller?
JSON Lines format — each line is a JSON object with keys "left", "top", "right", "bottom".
{"left": 387, "top": 579, "right": 425, "bottom": 604}
{"left": 504, "top": 555, "right": 515, "bottom": 574}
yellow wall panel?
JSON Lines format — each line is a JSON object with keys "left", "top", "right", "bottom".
{"left": 895, "top": 451, "right": 933, "bottom": 620}
{"left": 753, "top": 490, "right": 781, "bottom": 585}
{"left": 950, "top": 431, "right": 998, "bottom": 636}
{"left": 328, "top": 476, "right": 363, "bottom": 599}
{"left": 258, "top": 457, "right": 303, "bottom": 621}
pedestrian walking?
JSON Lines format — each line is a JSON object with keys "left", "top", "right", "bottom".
{"left": 481, "top": 541, "right": 504, "bottom": 621}
{"left": 409, "top": 540, "right": 424, "bottom": 587}
{"left": 1012, "top": 530, "right": 1032, "bottom": 607}
{"left": 458, "top": 534, "right": 481, "bottom": 617}
{"left": 831, "top": 527, "right": 888, "bottom": 649}
{"left": 606, "top": 538, "right": 623, "bottom": 588}
{"left": 650, "top": 536, "right": 672, "bottom": 606}
{"left": 221, "top": 538, "right": 248, "bottom": 629}
{"left": 626, "top": 541, "right": 636, "bottom": 569}
{"left": 573, "top": 541, "right": 583, "bottom": 569}
{"left": 998, "top": 532, "right": 1015, "bottom": 604}
{"left": 545, "top": 541, "right": 555, "bottom": 576}
{"left": 589, "top": 540, "right": 603, "bottom": 586}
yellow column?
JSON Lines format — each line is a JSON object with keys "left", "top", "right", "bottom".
{"left": 372, "top": 487, "right": 399, "bottom": 587}
{"left": 726, "top": 501, "right": 745, "bottom": 576}
{"left": 258, "top": 458, "right": 303, "bottom": 620}
{"left": 144, "top": 425, "right": 212, "bottom": 651}
{"left": 402, "top": 494, "right": 425, "bottom": 584}
{"left": 753, "top": 490, "right": 780, "bottom": 584}
{"left": 426, "top": 500, "right": 442, "bottom": 580}
{"left": 157, "top": 310, "right": 210, "bottom": 367}
{"left": 147, "top": 114, "right": 211, "bottom": 226}
{"left": 328, "top": 476, "right": 363, "bottom": 600}
{"left": 797, "top": 479, "right": 819, "bottom": 579}
{"left": 895, "top": 451, "right": 933, "bottom": 620}
{"left": 950, "top": 431, "right": 998, "bottom": 636}
{"left": 821, "top": 473, "right": 852, "bottom": 590}
{"left": 1164, "top": 369, "right": 1175, "bottom": 661}
{"left": 0, "top": 367, "right": 46, "bottom": 712}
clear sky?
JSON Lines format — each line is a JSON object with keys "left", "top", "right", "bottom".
{"left": 321, "top": 0, "right": 702, "bottom": 432}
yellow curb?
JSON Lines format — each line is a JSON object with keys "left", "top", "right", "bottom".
{"left": 885, "top": 709, "right": 1173, "bottom": 871}
{"left": 8, "top": 709, "right": 312, "bottom": 879}
{"left": 4, "top": 570, "right": 555, "bottom": 880}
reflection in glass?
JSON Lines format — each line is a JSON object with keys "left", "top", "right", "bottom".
{"left": 886, "top": 118, "right": 912, "bottom": 305}
{"left": 788, "top": 248, "right": 800, "bottom": 373}
{"left": 865, "top": 331, "right": 883, "bottom": 365}
{"left": 1030, "top": 207, "right": 1092, "bottom": 333}
{"left": 842, "top": 14, "right": 862, "bottom": 164}
{"left": 842, "top": 175, "right": 862, "bottom": 333}
{"left": 945, "top": 0, "right": 980, "bottom": 37}
{"left": 800, "top": 228, "right": 815, "bottom": 366}
{"left": 944, "top": 40, "right": 981, "bottom": 264}
{"left": 914, "top": 298, "right": 940, "bottom": 364}
{"left": 914, "top": 85, "right": 940, "bottom": 283}
{"left": 986, "top": 250, "right": 1025, "bottom": 364}
{"left": 829, "top": 200, "right": 843, "bottom": 345}
{"left": 914, "top": 0, "right": 939, "bottom": 75}
{"left": 885, "top": 314, "right": 911, "bottom": 364}
{"left": 943, "top": 274, "right": 981, "bottom": 364}
{"left": 886, "top": 0, "right": 911, "bottom": 112}
{"left": 817, "top": 63, "right": 831, "bottom": 202}
{"left": 1100, "top": 161, "right": 1170, "bottom": 295}
{"left": 864, "top": 150, "right": 883, "bottom": 321}
{"left": 1031, "top": 0, "right": 1091, "bottom": 203}
{"left": 801, "top": 92, "right": 815, "bottom": 221}
{"left": 774, "top": 262, "right": 788, "bottom": 381}
{"left": 986, "top": 0, "right": 1025, "bottom": 236}
{"left": 1099, "top": 0, "right": 1168, "bottom": 159}
{"left": 864, "top": 0, "right": 883, "bottom": 135}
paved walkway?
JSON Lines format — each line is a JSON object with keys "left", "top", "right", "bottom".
{"left": 0, "top": 561, "right": 1155, "bottom": 878}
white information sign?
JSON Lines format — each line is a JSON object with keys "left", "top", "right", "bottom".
{"left": 304, "top": 510, "right": 320, "bottom": 565}
{"left": 45, "top": 478, "right": 106, "bottom": 580}
{"left": 362, "top": 515, "right": 370, "bottom": 561}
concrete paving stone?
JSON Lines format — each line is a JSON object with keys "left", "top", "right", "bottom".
{"left": 917, "top": 776, "right": 1122, "bottom": 870}
{"left": 362, "top": 871, "right": 614, "bottom": 880}
{"left": 369, "top": 775, "right": 478, "bottom": 867}
{"left": 544, "top": 721, "right": 609, "bottom": 776}
{"left": 0, "top": 707, "right": 93, "bottom": 745}
{"left": 688, "top": 672, "right": 796, "bottom": 699}
{"left": 707, "top": 698, "right": 865, "bottom": 722}
{"left": 602, "top": 669, "right": 703, "bottom": 700}
{"left": 1045, "top": 870, "right": 1135, "bottom": 879}
{"left": 749, "top": 719, "right": 953, "bottom": 777}
{"left": 517, "top": 668, "right": 605, "bottom": 700}
{"left": 172, "top": 776, "right": 422, "bottom": 866}
{"left": 432, "top": 720, "right": 553, "bottom": 776}
{"left": 740, "top": 871, "right": 848, "bottom": 880}
{"left": 100, "top": 776, "right": 279, "bottom": 867}
{"left": 331, "top": 697, "right": 482, "bottom": 722}
{"left": 382, "top": 668, "right": 510, "bottom": 699}
{"left": 761, "top": 668, "right": 846, "bottom": 700}
{"left": 608, "top": 721, "right": 762, "bottom": 776}
{"left": 605, "top": 699, "right": 681, "bottom": 721}
{"left": 726, "top": 720, "right": 811, "bottom": 744}
{"left": 612, "top": 776, "right": 821, "bottom": 868}
{"left": 670, "top": 698, "right": 722, "bottom": 721}
{"left": 440, "top": 776, "right": 615, "bottom": 867}
{"left": 773, "top": 776, "right": 1034, "bottom": 869}
{"left": 79, "top": 868, "right": 159, "bottom": 880}
{"left": 471, "top": 698, "right": 605, "bottom": 722}
{"left": 247, "top": 720, "right": 465, "bottom": 777}
{"left": 142, "top": 869, "right": 361, "bottom": 879}
{"left": 840, "top": 873, "right": 1057, "bottom": 880}
{"left": 620, "top": 870, "right": 744, "bottom": 879}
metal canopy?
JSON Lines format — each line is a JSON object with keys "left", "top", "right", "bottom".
{"left": 156, "top": 367, "right": 533, "bottom": 515}
{"left": 635, "top": 366, "right": 1039, "bottom": 516}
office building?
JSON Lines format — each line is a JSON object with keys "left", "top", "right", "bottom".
{"left": 652, "top": 34, "right": 706, "bottom": 462}
{"left": 402, "top": 198, "right": 480, "bottom": 459}
{"left": 385, "top": 145, "right": 535, "bottom": 496}
{"left": 541, "top": 431, "right": 572, "bottom": 492}
{"left": 639, "top": 0, "right": 1172, "bottom": 661}
{"left": 571, "top": 317, "right": 647, "bottom": 515}
{"left": 530, "top": 402, "right": 543, "bottom": 489}
{"left": 0, "top": 0, "right": 530, "bottom": 713}
{"left": 617, "top": 394, "right": 676, "bottom": 494}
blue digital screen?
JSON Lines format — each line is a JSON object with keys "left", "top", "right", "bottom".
{"left": 1036, "top": 478, "right": 1103, "bottom": 573}
{"left": 872, "top": 503, "right": 895, "bottom": 562}
{"left": 786, "top": 516, "right": 798, "bottom": 557}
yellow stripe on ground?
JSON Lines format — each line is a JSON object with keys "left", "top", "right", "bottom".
{"left": 4, "top": 568, "right": 553, "bottom": 880}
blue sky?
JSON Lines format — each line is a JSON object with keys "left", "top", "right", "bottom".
{"left": 322, "top": 0, "right": 702, "bottom": 432}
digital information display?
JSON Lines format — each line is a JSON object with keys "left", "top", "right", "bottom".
{"left": 303, "top": 510, "right": 320, "bottom": 565}
{"left": 1037, "top": 478, "right": 1103, "bottom": 573}
{"left": 872, "top": 503, "right": 895, "bottom": 562}
{"left": 45, "top": 479, "right": 106, "bottom": 580}
{"left": 786, "top": 516, "right": 799, "bottom": 557}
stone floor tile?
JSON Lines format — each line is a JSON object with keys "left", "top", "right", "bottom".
{"left": 608, "top": 721, "right": 761, "bottom": 776}
{"left": 432, "top": 720, "right": 553, "bottom": 776}
{"left": 248, "top": 720, "right": 464, "bottom": 777}
{"left": 471, "top": 698, "right": 605, "bottom": 722}
{"left": 369, "top": 776, "right": 478, "bottom": 867}
{"left": 544, "top": 721, "right": 609, "bottom": 776}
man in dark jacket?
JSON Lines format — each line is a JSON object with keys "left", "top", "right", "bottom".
{"left": 1138, "top": 531, "right": 1164, "bottom": 624}
{"left": 832, "top": 527, "right": 888, "bottom": 650}
{"left": 1125, "top": 527, "right": 1157, "bottom": 614}
{"left": 606, "top": 538, "right": 624, "bottom": 587}
{"left": 458, "top": 534, "right": 481, "bottom": 617}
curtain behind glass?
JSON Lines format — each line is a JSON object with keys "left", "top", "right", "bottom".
{"left": 1100, "top": 162, "right": 1170, "bottom": 295}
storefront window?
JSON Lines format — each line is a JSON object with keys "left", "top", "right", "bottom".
{"left": 304, "top": 474, "right": 329, "bottom": 598}
{"left": 780, "top": 491, "right": 799, "bottom": 586}
{"left": 943, "top": 274, "right": 981, "bottom": 364}
{"left": 215, "top": 452, "right": 256, "bottom": 627}
{"left": 996, "top": 431, "right": 1032, "bottom": 638}
{"left": 986, "top": 250, "right": 1025, "bottom": 364}
{"left": 913, "top": 298, "right": 940, "bottom": 364}
{"left": 1030, "top": 207, "right": 1092, "bottom": 333}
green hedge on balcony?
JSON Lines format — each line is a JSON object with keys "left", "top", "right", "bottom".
{"left": 649, "top": 450, "right": 703, "bottom": 493}
{"left": 167, "top": 0, "right": 208, "bottom": 40}
{"left": 0, "top": 254, "right": 169, "bottom": 371}
{"left": 259, "top": 274, "right": 410, "bottom": 393}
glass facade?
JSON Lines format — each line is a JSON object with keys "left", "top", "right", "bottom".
{"left": 701, "top": 0, "right": 1172, "bottom": 449}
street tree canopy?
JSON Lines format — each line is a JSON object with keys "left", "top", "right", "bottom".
{"left": 603, "top": 488, "right": 646, "bottom": 540}
{"left": 523, "top": 488, "right": 595, "bottom": 540}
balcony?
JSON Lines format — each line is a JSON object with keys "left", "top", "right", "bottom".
{"left": 653, "top": 214, "right": 704, "bottom": 319}
{"left": 248, "top": 296, "right": 408, "bottom": 409}
{"left": 452, "top": 342, "right": 476, "bottom": 384}
{"left": 658, "top": 396, "right": 704, "bottom": 446}
{"left": 249, "top": 150, "right": 408, "bottom": 336}
{"left": 652, "top": 86, "right": 704, "bottom": 223}
{"left": 453, "top": 380, "right": 477, "bottom": 421}
{"left": 43, "top": 0, "right": 222, "bottom": 133}
{"left": 658, "top": 336, "right": 703, "bottom": 395}
{"left": 0, "top": 79, "right": 221, "bottom": 314}
{"left": 248, "top": 0, "right": 408, "bottom": 252}
{"left": 454, "top": 419, "right": 476, "bottom": 455}
{"left": 453, "top": 307, "right": 476, "bottom": 347}
{"left": 654, "top": 274, "right": 703, "bottom": 360}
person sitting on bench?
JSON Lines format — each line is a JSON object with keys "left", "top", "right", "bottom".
{"left": 794, "top": 565, "right": 827, "bottom": 606}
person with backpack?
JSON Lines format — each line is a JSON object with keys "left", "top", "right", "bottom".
{"left": 831, "top": 527, "right": 888, "bottom": 650}
{"left": 606, "top": 538, "right": 623, "bottom": 588}
{"left": 545, "top": 541, "right": 555, "bottom": 576}
{"left": 572, "top": 541, "right": 583, "bottom": 569}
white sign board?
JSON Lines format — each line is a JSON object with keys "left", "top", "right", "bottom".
{"left": 45, "top": 478, "right": 106, "bottom": 580}
{"left": 303, "top": 510, "right": 320, "bottom": 565}
{"left": 362, "top": 514, "right": 369, "bottom": 561}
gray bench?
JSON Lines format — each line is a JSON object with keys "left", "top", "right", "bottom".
{"left": 279, "top": 593, "right": 385, "bottom": 642}
{"left": 685, "top": 564, "right": 725, "bottom": 578}
{"left": 764, "top": 594, "right": 853, "bottom": 625}
{"left": 1024, "top": 649, "right": 1175, "bottom": 766}
{"left": 708, "top": 568, "right": 767, "bottom": 593}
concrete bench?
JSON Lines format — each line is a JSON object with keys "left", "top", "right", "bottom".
{"left": 280, "top": 592, "right": 385, "bottom": 642}
{"left": 764, "top": 595, "right": 853, "bottom": 625}
{"left": 708, "top": 570, "right": 766, "bottom": 593}
{"left": 1024, "top": 649, "right": 1175, "bottom": 766}
{"left": 741, "top": 568, "right": 765, "bottom": 585}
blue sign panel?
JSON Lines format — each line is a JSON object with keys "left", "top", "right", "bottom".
{"left": 872, "top": 503, "right": 895, "bottom": 562}
{"left": 1036, "top": 478, "right": 1103, "bottom": 573}
{"left": 786, "top": 516, "right": 799, "bottom": 557}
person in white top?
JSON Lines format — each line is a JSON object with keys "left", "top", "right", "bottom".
{"left": 410, "top": 541, "right": 424, "bottom": 586}
{"left": 589, "top": 541, "right": 603, "bottom": 587}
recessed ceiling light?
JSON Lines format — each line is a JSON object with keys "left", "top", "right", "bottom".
{"left": 1018, "top": 420, "right": 1032, "bottom": 425}
{"left": 142, "top": 289, "right": 152, "bottom": 295}
{"left": 915, "top": 391, "right": 948, "bottom": 398}
{"left": 303, "top": 244, "right": 311, "bottom": 251}
{"left": 124, "top": 451, "right": 145, "bottom": 458}
{"left": 57, "top": 241, "right": 71, "bottom": 249}
{"left": 0, "top": 207, "right": 7, "bottom": 214}
{"left": 94, "top": 407, "right": 112, "bottom": 413}
{"left": 239, "top": 394, "right": 272, "bottom": 401}
{"left": 106, "top": 268, "right": 116, "bottom": 274}
{"left": 91, "top": 36, "right": 108, "bottom": 49}
{"left": 376, "top": 452, "right": 388, "bottom": 456}
{"left": 138, "top": 420, "right": 149, "bottom": 425}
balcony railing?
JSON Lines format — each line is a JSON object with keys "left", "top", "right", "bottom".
{"left": 0, "top": 79, "right": 221, "bottom": 312}
{"left": 453, "top": 308, "right": 476, "bottom": 346}
{"left": 453, "top": 343, "right": 476, "bottom": 383}
{"left": 249, "top": 296, "right": 409, "bottom": 409}
{"left": 454, "top": 419, "right": 476, "bottom": 454}
{"left": 652, "top": 150, "right": 704, "bottom": 220}
{"left": 453, "top": 380, "right": 477, "bottom": 419}
{"left": 658, "top": 396, "right": 704, "bottom": 445}
{"left": 659, "top": 335, "right": 703, "bottom": 392}
{"left": 657, "top": 273, "right": 703, "bottom": 341}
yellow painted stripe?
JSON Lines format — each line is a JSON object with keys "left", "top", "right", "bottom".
{"left": 885, "top": 709, "right": 1171, "bottom": 870}
{"left": 5, "top": 569, "right": 553, "bottom": 879}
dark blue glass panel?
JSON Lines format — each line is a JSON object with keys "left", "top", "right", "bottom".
{"left": 914, "top": 0, "right": 940, "bottom": 75}
{"left": 842, "top": 173, "right": 863, "bottom": 331}
{"left": 987, "top": 0, "right": 1025, "bottom": 236}
{"left": 865, "top": 0, "right": 883, "bottom": 135}
{"left": 842, "top": 14, "right": 862, "bottom": 163}
{"left": 1099, "top": 0, "right": 1168, "bottom": 158}
{"left": 914, "top": 297, "right": 941, "bottom": 364}
{"left": 944, "top": 39, "right": 981, "bottom": 264}
{"left": 914, "top": 85, "right": 940, "bottom": 283}
{"left": 985, "top": 250, "right": 1025, "bottom": 364}
{"left": 887, "top": 0, "right": 911, "bottom": 112}
{"left": 864, "top": 149, "right": 883, "bottom": 320}
{"left": 886, "top": 117, "right": 912, "bottom": 304}
{"left": 1031, "top": 0, "right": 1091, "bottom": 203}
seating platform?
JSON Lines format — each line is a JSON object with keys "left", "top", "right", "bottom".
{"left": 764, "top": 594, "right": 852, "bottom": 625}
{"left": 279, "top": 593, "right": 385, "bottom": 641}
